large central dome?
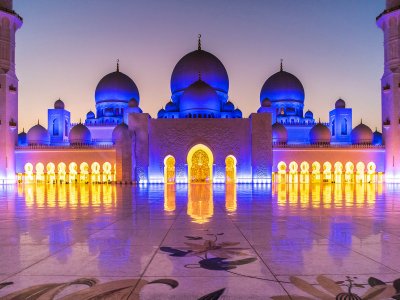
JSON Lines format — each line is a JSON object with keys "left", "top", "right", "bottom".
{"left": 171, "top": 48, "right": 229, "bottom": 95}
{"left": 95, "top": 70, "right": 140, "bottom": 104}
{"left": 260, "top": 69, "right": 305, "bottom": 104}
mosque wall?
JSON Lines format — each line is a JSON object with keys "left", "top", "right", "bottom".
{"left": 146, "top": 118, "right": 257, "bottom": 183}
{"left": 273, "top": 147, "right": 385, "bottom": 172}
{"left": 15, "top": 148, "right": 116, "bottom": 174}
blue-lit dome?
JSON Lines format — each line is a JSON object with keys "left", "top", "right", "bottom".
{"left": 309, "top": 123, "right": 331, "bottom": 144}
{"left": 260, "top": 70, "right": 305, "bottom": 104}
{"left": 112, "top": 122, "right": 129, "bottom": 143}
{"left": 86, "top": 111, "right": 95, "bottom": 119}
{"left": 27, "top": 123, "right": 50, "bottom": 145}
{"left": 180, "top": 80, "right": 220, "bottom": 113}
{"left": 373, "top": 130, "right": 383, "bottom": 145}
{"left": 305, "top": 110, "right": 313, "bottom": 119}
{"left": 272, "top": 123, "right": 288, "bottom": 144}
{"left": 223, "top": 101, "right": 234, "bottom": 111}
{"left": 171, "top": 49, "right": 229, "bottom": 96}
{"left": 95, "top": 70, "right": 140, "bottom": 105}
{"left": 69, "top": 123, "right": 91, "bottom": 145}
{"left": 165, "top": 101, "right": 178, "bottom": 112}
{"left": 351, "top": 122, "right": 373, "bottom": 145}
{"left": 18, "top": 129, "right": 27, "bottom": 146}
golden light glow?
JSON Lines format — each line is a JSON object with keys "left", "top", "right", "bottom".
{"left": 187, "top": 184, "right": 214, "bottom": 223}
{"left": 187, "top": 144, "right": 213, "bottom": 183}
{"left": 164, "top": 183, "right": 176, "bottom": 212}
{"left": 164, "top": 155, "right": 176, "bottom": 183}
{"left": 225, "top": 183, "right": 237, "bottom": 212}
{"left": 311, "top": 161, "right": 321, "bottom": 183}
{"left": 300, "top": 161, "right": 310, "bottom": 183}
{"left": 289, "top": 161, "right": 299, "bottom": 183}
{"left": 225, "top": 155, "right": 237, "bottom": 183}
{"left": 323, "top": 162, "right": 332, "bottom": 183}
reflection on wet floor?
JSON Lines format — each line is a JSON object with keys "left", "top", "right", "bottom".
{"left": 1, "top": 183, "right": 399, "bottom": 299}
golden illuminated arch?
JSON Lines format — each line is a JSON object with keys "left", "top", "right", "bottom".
{"left": 187, "top": 144, "right": 213, "bottom": 183}
{"left": 164, "top": 155, "right": 176, "bottom": 183}
{"left": 277, "top": 161, "right": 287, "bottom": 174}
{"left": 289, "top": 161, "right": 298, "bottom": 174}
{"left": 225, "top": 155, "right": 237, "bottom": 183}
{"left": 300, "top": 162, "right": 309, "bottom": 174}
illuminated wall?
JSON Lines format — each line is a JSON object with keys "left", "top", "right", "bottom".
{"left": 15, "top": 148, "right": 116, "bottom": 174}
{"left": 132, "top": 113, "right": 273, "bottom": 184}
{"left": 273, "top": 147, "right": 385, "bottom": 173}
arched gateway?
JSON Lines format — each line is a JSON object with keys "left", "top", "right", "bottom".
{"left": 187, "top": 144, "right": 213, "bottom": 183}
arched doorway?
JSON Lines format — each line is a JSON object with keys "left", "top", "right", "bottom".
{"left": 187, "top": 144, "right": 213, "bottom": 183}
{"left": 225, "top": 155, "right": 237, "bottom": 183}
{"left": 164, "top": 155, "right": 176, "bottom": 184}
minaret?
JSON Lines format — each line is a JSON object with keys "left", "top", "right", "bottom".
{"left": 377, "top": 0, "right": 400, "bottom": 182}
{"left": 0, "top": 0, "right": 22, "bottom": 183}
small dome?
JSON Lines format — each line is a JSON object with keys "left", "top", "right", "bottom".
{"left": 272, "top": 122, "right": 288, "bottom": 144}
{"left": 69, "top": 123, "right": 91, "bottom": 145}
{"left": 27, "top": 124, "right": 50, "bottom": 145}
{"left": 171, "top": 49, "right": 229, "bottom": 95}
{"left": 128, "top": 99, "right": 139, "bottom": 108}
{"left": 18, "top": 130, "right": 27, "bottom": 146}
{"left": 261, "top": 99, "right": 272, "bottom": 108}
{"left": 373, "top": 130, "right": 383, "bottom": 145}
{"left": 233, "top": 108, "right": 242, "bottom": 118}
{"left": 180, "top": 80, "right": 220, "bottom": 113}
{"left": 86, "top": 111, "right": 95, "bottom": 119}
{"left": 223, "top": 101, "right": 234, "bottom": 111}
{"left": 304, "top": 110, "right": 313, "bottom": 118}
{"left": 112, "top": 122, "right": 129, "bottom": 143}
{"left": 157, "top": 108, "right": 166, "bottom": 118}
{"left": 351, "top": 122, "right": 373, "bottom": 144}
{"left": 95, "top": 70, "right": 140, "bottom": 105}
{"left": 165, "top": 101, "right": 178, "bottom": 112}
{"left": 260, "top": 69, "right": 305, "bottom": 104}
{"left": 54, "top": 99, "right": 65, "bottom": 109}
{"left": 309, "top": 123, "right": 331, "bottom": 144}
{"left": 335, "top": 99, "right": 346, "bottom": 109}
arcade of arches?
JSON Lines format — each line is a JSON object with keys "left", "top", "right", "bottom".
{"left": 274, "top": 161, "right": 382, "bottom": 184}
{"left": 19, "top": 161, "right": 115, "bottom": 184}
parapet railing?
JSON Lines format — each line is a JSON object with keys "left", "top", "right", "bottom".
{"left": 0, "top": 7, "right": 23, "bottom": 21}
{"left": 16, "top": 144, "right": 115, "bottom": 150}
{"left": 273, "top": 143, "right": 385, "bottom": 149}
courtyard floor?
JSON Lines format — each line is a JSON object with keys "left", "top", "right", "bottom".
{"left": 0, "top": 183, "right": 399, "bottom": 299}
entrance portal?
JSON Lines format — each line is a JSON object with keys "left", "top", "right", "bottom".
{"left": 187, "top": 144, "right": 213, "bottom": 183}
{"left": 164, "top": 155, "right": 176, "bottom": 183}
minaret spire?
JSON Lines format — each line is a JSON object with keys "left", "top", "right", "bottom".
{"left": 198, "top": 34, "right": 202, "bottom": 51}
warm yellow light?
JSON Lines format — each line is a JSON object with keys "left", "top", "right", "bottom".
{"left": 187, "top": 144, "right": 214, "bottom": 183}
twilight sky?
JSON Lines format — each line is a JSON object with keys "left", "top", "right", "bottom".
{"left": 14, "top": 0, "right": 384, "bottom": 131}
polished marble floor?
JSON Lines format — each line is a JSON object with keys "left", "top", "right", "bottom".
{"left": 0, "top": 183, "right": 399, "bottom": 299}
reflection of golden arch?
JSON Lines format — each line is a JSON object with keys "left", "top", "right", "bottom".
{"left": 164, "top": 183, "right": 176, "bottom": 212}
{"left": 311, "top": 161, "right": 321, "bottom": 183}
{"left": 225, "top": 155, "right": 237, "bottom": 183}
{"left": 164, "top": 155, "right": 176, "bottom": 183}
{"left": 187, "top": 184, "right": 213, "bottom": 223}
{"left": 187, "top": 144, "right": 213, "bottom": 183}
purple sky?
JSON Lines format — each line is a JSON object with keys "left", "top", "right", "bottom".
{"left": 14, "top": 0, "right": 385, "bottom": 131}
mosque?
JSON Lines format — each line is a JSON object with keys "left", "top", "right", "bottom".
{"left": 0, "top": 0, "right": 398, "bottom": 184}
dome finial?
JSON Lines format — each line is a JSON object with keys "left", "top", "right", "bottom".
{"left": 198, "top": 34, "right": 202, "bottom": 50}
{"left": 198, "top": 71, "right": 202, "bottom": 81}
{"left": 116, "top": 59, "right": 120, "bottom": 72}
{"left": 361, "top": 118, "right": 363, "bottom": 124}
{"left": 37, "top": 119, "right": 40, "bottom": 125}
{"left": 280, "top": 59, "right": 283, "bottom": 71}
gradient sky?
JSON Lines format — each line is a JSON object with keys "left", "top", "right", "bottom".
{"left": 14, "top": 0, "right": 385, "bottom": 131}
